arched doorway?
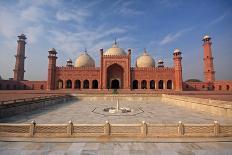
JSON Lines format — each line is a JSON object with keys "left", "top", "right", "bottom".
{"left": 132, "top": 80, "right": 138, "bottom": 89}
{"left": 226, "top": 85, "right": 230, "bottom": 91}
{"left": 92, "top": 80, "right": 98, "bottom": 89}
{"left": 57, "top": 80, "right": 63, "bottom": 89}
{"left": 158, "top": 80, "right": 163, "bottom": 89}
{"left": 150, "top": 80, "right": 155, "bottom": 89}
{"left": 141, "top": 80, "right": 147, "bottom": 89}
{"left": 167, "top": 80, "right": 172, "bottom": 89}
{"left": 83, "top": 80, "right": 89, "bottom": 89}
{"left": 107, "top": 64, "right": 124, "bottom": 89}
{"left": 75, "top": 80, "right": 81, "bottom": 89}
{"left": 111, "top": 79, "right": 119, "bottom": 89}
{"left": 66, "top": 80, "right": 72, "bottom": 89}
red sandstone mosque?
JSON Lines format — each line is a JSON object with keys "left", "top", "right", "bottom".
{"left": 0, "top": 34, "right": 231, "bottom": 91}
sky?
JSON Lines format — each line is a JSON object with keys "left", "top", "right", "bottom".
{"left": 0, "top": 0, "right": 232, "bottom": 81}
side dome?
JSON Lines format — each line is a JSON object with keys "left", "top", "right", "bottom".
{"left": 74, "top": 51, "right": 95, "bottom": 67}
{"left": 136, "top": 49, "right": 155, "bottom": 67}
{"left": 104, "top": 41, "right": 126, "bottom": 56}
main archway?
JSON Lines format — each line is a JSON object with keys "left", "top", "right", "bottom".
{"left": 107, "top": 63, "right": 124, "bottom": 89}
{"left": 111, "top": 79, "right": 119, "bottom": 89}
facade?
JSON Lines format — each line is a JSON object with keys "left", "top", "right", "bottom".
{"left": 0, "top": 34, "right": 231, "bottom": 91}
{"left": 47, "top": 41, "right": 182, "bottom": 91}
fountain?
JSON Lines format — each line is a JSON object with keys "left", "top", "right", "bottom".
{"left": 103, "top": 99, "right": 131, "bottom": 114}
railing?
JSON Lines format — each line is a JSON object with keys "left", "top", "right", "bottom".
{"left": 0, "top": 95, "right": 74, "bottom": 118}
{"left": 0, "top": 121, "right": 231, "bottom": 138}
{"left": 0, "top": 95, "right": 71, "bottom": 105}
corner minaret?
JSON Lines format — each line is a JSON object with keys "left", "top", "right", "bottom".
{"left": 47, "top": 48, "right": 57, "bottom": 90}
{"left": 13, "top": 34, "right": 27, "bottom": 81}
{"left": 202, "top": 35, "right": 215, "bottom": 82}
{"left": 173, "top": 48, "right": 183, "bottom": 91}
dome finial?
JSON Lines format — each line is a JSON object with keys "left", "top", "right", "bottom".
{"left": 144, "top": 48, "right": 147, "bottom": 53}
{"left": 112, "top": 38, "right": 118, "bottom": 48}
{"left": 114, "top": 38, "right": 117, "bottom": 45}
{"left": 84, "top": 48, "right": 87, "bottom": 54}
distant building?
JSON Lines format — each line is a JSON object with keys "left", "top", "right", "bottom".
{"left": 0, "top": 34, "right": 231, "bottom": 91}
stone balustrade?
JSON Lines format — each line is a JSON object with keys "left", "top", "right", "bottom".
{"left": 0, "top": 121, "right": 231, "bottom": 138}
{"left": 162, "top": 94, "right": 232, "bottom": 117}
{"left": 0, "top": 95, "right": 74, "bottom": 118}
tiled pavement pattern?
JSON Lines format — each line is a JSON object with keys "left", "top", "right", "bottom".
{"left": 1, "top": 99, "right": 231, "bottom": 124}
{"left": 0, "top": 141, "right": 231, "bottom": 155}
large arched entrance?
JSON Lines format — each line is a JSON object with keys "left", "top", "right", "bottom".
{"left": 111, "top": 79, "right": 119, "bottom": 89}
{"left": 107, "top": 64, "right": 124, "bottom": 89}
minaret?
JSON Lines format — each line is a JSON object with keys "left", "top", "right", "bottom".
{"left": 13, "top": 34, "right": 27, "bottom": 81}
{"left": 173, "top": 49, "right": 183, "bottom": 91}
{"left": 47, "top": 48, "right": 57, "bottom": 90}
{"left": 66, "top": 58, "right": 73, "bottom": 67}
{"left": 202, "top": 35, "right": 215, "bottom": 82}
{"left": 158, "top": 59, "right": 164, "bottom": 68}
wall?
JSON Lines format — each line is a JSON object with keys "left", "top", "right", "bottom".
{"left": 56, "top": 67, "right": 100, "bottom": 89}
{"left": 0, "top": 80, "right": 46, "bottom": 90}
{"left": 131, "top": 67, "right": 175, "bottom": 89}
{"left": 184, "top": 81, "right": 232, "bottom": 91}
{"left": 162, "top": 94, "right": 232, "bottom": 117}
{"left": 0, "top": 95, "right": 73, "bottom": 118}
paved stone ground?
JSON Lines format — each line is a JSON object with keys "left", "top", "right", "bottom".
{"left": 1, "top": 99, "right": 231, "bottom": 124}
{"left": 0, "top": 141, "right": 231, "bottom": 155}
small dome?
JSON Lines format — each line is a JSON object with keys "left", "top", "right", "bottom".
{"left": 66, "top": 58, "right": 72, "bottom": 63}
{"left": 158, "top": 59, "right": 163, "bottom": 63}
{"left": 203, "top": 35, "right": 210, "bottom": 40}
{"left": 74, "top": 51, "right": 95, "bottom": 67}
{"left": 18, "top": 33, "right": 27, "bottom": 40}
{"left": 173, "top": 48, "right": 180, "bottom": 54}
{"left": 104, "top": 41, "right": 126, "bottom": 56}
{"left": 136, "top": 49, "right": 155, "bottom": 68}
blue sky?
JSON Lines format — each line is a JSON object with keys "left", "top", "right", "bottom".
{"left": 0, "top": 0, "right": 232, "bottom": 81}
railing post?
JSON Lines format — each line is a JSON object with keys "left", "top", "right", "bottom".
{"left": 141, "top": 121, "right": 147, "bottom": 137}
{"left": 178, "top": 121, "right": 184, "bottom": 136}
{"left": 29, "top": 120, "right": 36, "bottom": 137}
{"left": 104, "top": 121, "right": 110, "bottom": 136}
{"left": 67, "top": 120, "right": 73, "bottom": 136}
{"left": 214, "top": 120, "right": 219, "bottom": 136}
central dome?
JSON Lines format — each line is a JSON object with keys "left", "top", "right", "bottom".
{"left": 136, "top": 50, "right": 155, "bottom": 68}
{"left": 104, "top": 41, "right": 126, "bottom": 56}
{"left": 74, "top": 51, "right": 95, "bottom": 67}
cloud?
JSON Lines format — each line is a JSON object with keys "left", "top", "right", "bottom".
{"left": 159, "top": 27, "right": 193, "bottom": 45}
{"left": 56, "top": 9, "right": 90, "bottom": 23}
{"left": 207, "top": 11, "right": 230, "bottom": 27}
{"left": 21, "top": 7, "right": 44, "bottom": 22}
{"left": 48, "top": 26, "right": 128, "bottom": 58}
{"left": 112, "top": 0, "right": 143, "bottom": 16}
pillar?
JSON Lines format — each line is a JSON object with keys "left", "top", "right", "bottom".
{"left": 203, "top": 35, "right": 215, "bottom": 82}
{"left": 13, "top": 34, "right": 27, "bottom": 81}
{"left": 47, "top": 48, "right": 57, "bottom": 90}
{"left": 173, "top": 49, "right": 183, "bottom": 91}
{"left": 100, "top": 49, "right": 103, "bottom": 89}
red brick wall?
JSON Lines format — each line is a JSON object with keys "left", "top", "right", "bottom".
{"left": 0, "top": 80, "right": 46, "bottom": 90}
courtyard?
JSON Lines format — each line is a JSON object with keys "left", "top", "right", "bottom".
{"left": 1, "top": 96, "right": 231, "bottom": 124}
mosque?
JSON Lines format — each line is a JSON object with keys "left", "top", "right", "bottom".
{"left": 0, "top": 34, "right": 231, "bottom": 91}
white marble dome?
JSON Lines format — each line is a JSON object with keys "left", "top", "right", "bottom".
{"left": 203, "top": 35, "right": 210, "bottom": 40}
{"left": 104, "top": 42, "right": 126, "bottom": 56}
{"left": 136, "top": 50, "right": 155, "bottom": 68}
{"left": 74, "top": 52, "right": 95, "bottom": 67}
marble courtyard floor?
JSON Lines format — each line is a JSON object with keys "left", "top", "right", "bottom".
{"left": 0, "top": 99, "right": 231, "bottom": 124}
{"left": 0, "top": 140, "right": 231, "bottom": 155}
